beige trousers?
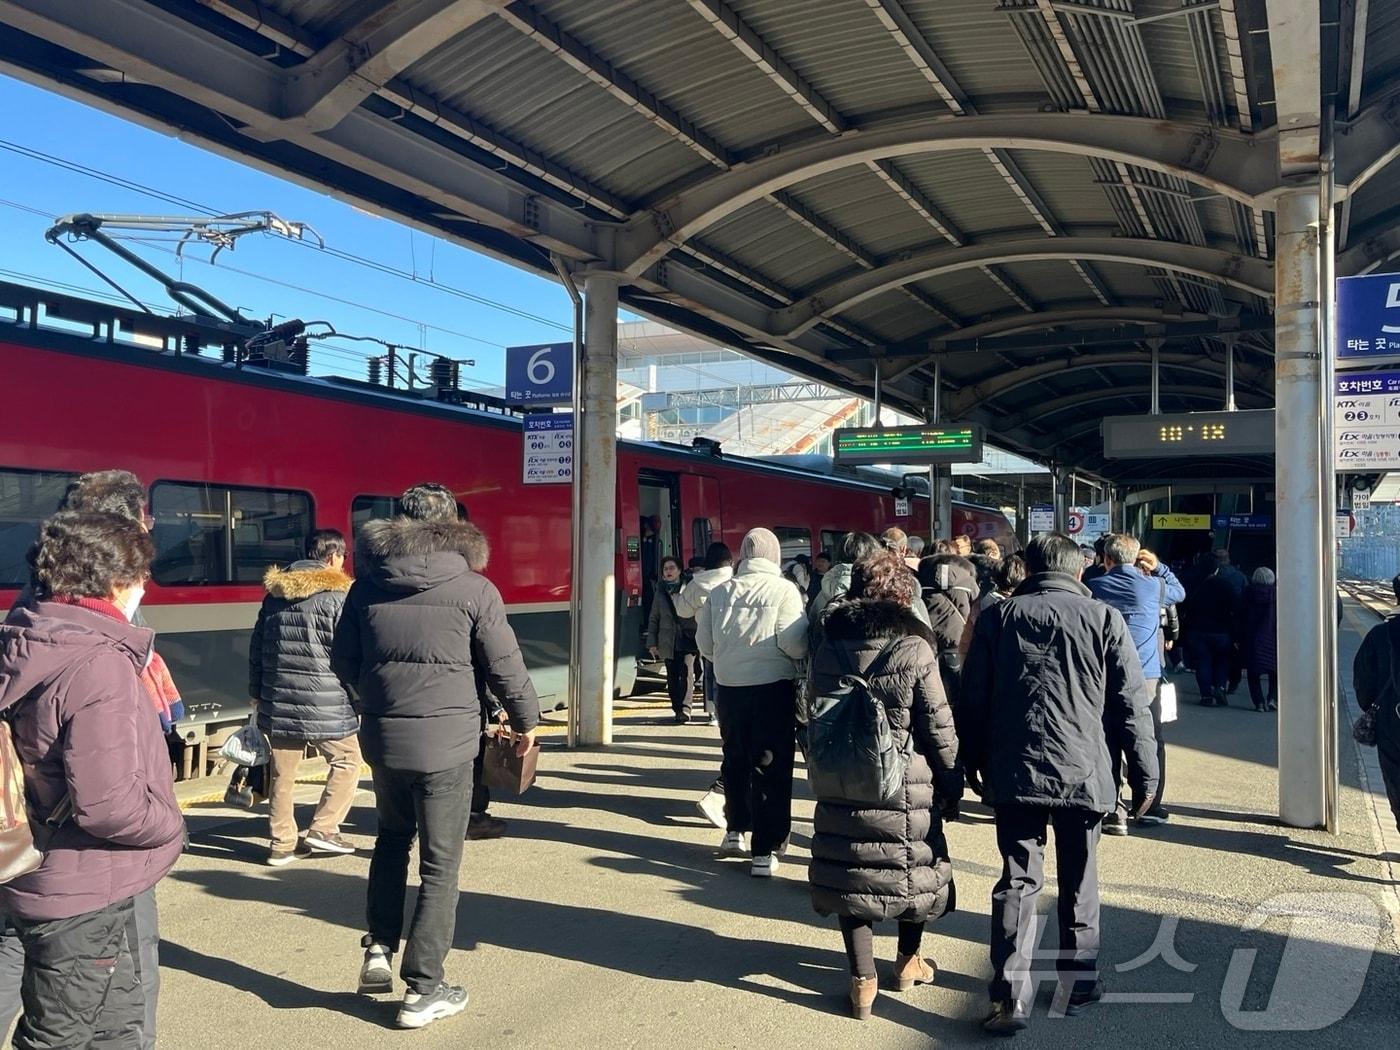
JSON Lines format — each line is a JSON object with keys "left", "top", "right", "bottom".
{"left": 267, "top": 733, "right": 363, "bottom": 850}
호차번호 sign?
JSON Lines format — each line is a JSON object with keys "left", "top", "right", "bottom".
{"left": 1334, "top": 371, "right": 1400, "bottom": 471}
{"left": 1337, "top": 274, "right": 1400, "bottom": 361}
{"left": 1029, "top": 505, "right": 1054, "bottom": 533}
{"left": 523, "top": 414, "right": 573, "bottom": 484}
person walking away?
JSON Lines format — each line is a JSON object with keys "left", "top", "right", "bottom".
{"left": 1186, "top": 554, "right": 1244, "bottom": 706}
{"left": 917, "top": 554, "right": 978, "bottom": 710}
{"left": 250, "top": 528, "right": 362, "bottom": 865}
{"left": 647, "top": 556, "right": 701, "bottom": 724}
{"left": 0, "top": 511, "right": 184, "bottom": 1050}
{"left": 810, "top": 532, "right": 880, "bottom": 624}
{"left": 958, "top": 555, "right": 1026, "bottom": 662}
{"left": 1353, "top": 573, "right": 1400, "bottom": 836}
{"left": 953, "top": 534, "right": 972, "bottom": 558}
{"left": 332, "top": 483, "right": 539, "bottom": 1030}
{"left": 905, "top": 534, "right": 925, "bottom": 570}
{"left": 1241, "top": 569, "right": 1278, "bottom": 712}
{"left": 676, "top": 543, "right": 734, "bottom": 828}
{"left": 807, "top": 550, "right": 961, "bottom": 1020}
{"left": 1139, "top": 550, "right": 1182, "bottom": 678}
{"left": 1085, "top": 534, "right": 1183, "bottom": 834}
{"left": 695, "top": 528, "right": 808, "bottom": 877}
{"left": 962, "top": 534, "right": 1158, "bottom": 1035}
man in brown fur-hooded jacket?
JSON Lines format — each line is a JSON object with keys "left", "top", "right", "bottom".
{"left": 331, "top": 483, "right": 539, "bottom": 1031}
{"left": 250, "top": 528, "right": 361, "bottom": 867}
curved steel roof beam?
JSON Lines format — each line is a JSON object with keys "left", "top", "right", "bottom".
{"left": 929, "top": 305, "right": 1215, "bottom": 342}
{"left": 615, "top": 113, "right": 1276, "bottom": 275}
{"left": 769, "top": 238, "right": 1273, "bottom": 338}
{"left": 949, "top": 355, "right": 1270, "bottom": 418}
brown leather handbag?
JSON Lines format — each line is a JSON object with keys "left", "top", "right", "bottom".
{"left": 480, "top": 728, "right": 540, "bottom": 795}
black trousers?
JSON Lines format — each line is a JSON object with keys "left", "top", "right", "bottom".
{"left": 1378, "top": 748, "right": 1400, "bottom": 835}
{"left": 1247, "top": 672, "right": 1277, "bottom": 709}
{"left": 1189, "top": 633, "right": 1232, "bottom": 697}
{"left": 1108, "top": 679, "right": 1163, "bottom": 814}
{"left": 666, "top": 652, "right": 700, "bottom": 717}
{"left": 838, "top": 916, "right": 924, "bottom": 978}
{"left": 367, "top": 759, "right": 475, "bottom": 994}
{"left": 990, "top": 805, "right": 1103, "bottom": 1006}
{"left": 471, "top": 738, "right": 490, "bottom": 816}
{"left": 9, "top": 896, "right": 145, "bottom": 1050}
{"left": 715, "top": 680, "right": 797, "bottom": 856}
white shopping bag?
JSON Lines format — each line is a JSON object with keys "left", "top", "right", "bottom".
{"left": 1159, "top": 681, "right": 1179, "bottom": 724}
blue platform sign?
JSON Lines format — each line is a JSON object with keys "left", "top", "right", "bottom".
{"left": 1211, "top": 514, "right": 1271, "bottom": 532}
{"left": 505, "top": 342, "right": 573, "bottom": 406}
{"left": 1337, "top": 273, "right": 1400, "bottom": 361}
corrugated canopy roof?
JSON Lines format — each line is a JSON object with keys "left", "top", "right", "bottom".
{"left": 2, "top": 0, "right": 1397, "bottom": 481}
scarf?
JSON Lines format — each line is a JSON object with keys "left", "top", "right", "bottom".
{"left": 52, "top": 596, "right": 185, "bottom": 731}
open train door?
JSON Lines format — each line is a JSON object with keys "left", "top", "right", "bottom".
{"left": 680, "top": 473, "right": 723, "bottom": 564}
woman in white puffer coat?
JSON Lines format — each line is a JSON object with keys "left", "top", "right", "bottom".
{"left": 696, "top": 528, "right": 809, "bottom": 878}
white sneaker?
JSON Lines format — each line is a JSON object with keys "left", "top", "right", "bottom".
{"left": 697, "top": 788, "right": 727, "bottom": 830}
{"left": 718, "top": 830, "right": 747, "bottom": 856}
{"left": 751, "top": 854, "right": 779, "bottom": 878}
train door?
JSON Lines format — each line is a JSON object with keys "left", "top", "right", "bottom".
{"left": 680, "top": 473, "right": 722, "bottom": 564}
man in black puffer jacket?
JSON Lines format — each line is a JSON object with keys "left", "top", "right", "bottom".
{"left": 250, "top": 529, "right": 361, "bottom": 866}
{"left": 962, "top": 533, "right": 1158, "bottom": 1036}
{"left": 332, "top": 483, "right": 539, "bottom": 1031}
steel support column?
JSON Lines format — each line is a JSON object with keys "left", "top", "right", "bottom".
{"left": 575, "top": 272, "right": 620, "bottom": 747}
{"left": 1053, "top": 467, "right": 1070, "bottom": 533}
{"left": 1274, "top": 187, "right": 1328, "bottom": 829}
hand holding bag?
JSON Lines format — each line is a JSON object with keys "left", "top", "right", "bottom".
{"left": 220, "top": 714, "right": 269, "bottom": 767}
{"left": 480, "top": 728, "right": 539, "bottom": 795}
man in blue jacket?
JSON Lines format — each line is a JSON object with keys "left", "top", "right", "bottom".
{"left": 1086, "top": 533, "right": 1184, "bottom": 834}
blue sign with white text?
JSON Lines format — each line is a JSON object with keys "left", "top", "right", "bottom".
{"left": 505, "top": 342, "right": 573, "bottom": 405}
{"left": 1211, "top": 514, "right": 1271, "bottom": 532}
{"left": 1337, "top": 273, "right": 1400, "bottom": 360}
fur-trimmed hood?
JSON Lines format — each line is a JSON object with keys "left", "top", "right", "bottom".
{"left": 264, "top": 560, "right": 353, "bottom": 600}
{"left": 821, "top": 598, "right": 933, "bottom": 645}
{"left": 357, "top": 517, "right": 489, "bottom": 594}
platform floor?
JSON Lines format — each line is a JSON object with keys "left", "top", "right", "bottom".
{"left": 144, "top": 601, "right": 1400, "bottom": 1048}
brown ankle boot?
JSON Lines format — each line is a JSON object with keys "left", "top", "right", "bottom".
{"left": 891, "top": 953, "right": 937, "bottom": 992}
{"left": 849, "top": 975, "right": 878, "bottom": 1020}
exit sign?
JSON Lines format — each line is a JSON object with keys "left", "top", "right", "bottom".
{"left": 833, "top": 424, "right": 983, "bottom": 465}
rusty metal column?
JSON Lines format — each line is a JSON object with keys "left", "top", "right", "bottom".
{"left": 1275, "top": 187, "right": 1328, "bottom": 828}
{"left": 575, "top": 272, "right": 619, "bottom": 746}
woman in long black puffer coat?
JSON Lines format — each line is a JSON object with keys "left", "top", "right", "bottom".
{"left": 807, "top": 549, "right": 961, "bottom": 1022}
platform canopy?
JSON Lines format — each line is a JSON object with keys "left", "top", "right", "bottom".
{"left": 2, "top": 0, "right": 1397, "bottom": 480}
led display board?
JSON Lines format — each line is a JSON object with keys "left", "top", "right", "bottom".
{"left": 1101, "top": 410, "right": 1274, "bottom": 459}
{"left": 833, "top": 424, "right": 983, "bottom": 465}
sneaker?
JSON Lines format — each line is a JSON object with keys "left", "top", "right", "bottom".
{"left": 1101, "top": 812, "right": 1129, "bottom": 837}
{"left": 675, "top": 710, "right": 692, "bottom": 725}
{"left": 750, "top": 854, "right": 779, "bottom": 878}
{"left": 266, "top": 847, "right": 299, "bottom": 867}
{"left": 357, "top": 943, "right": 394, "bottom": 995}
{"left": 304, "top": 831, "right": 356, "bottom": 855}
{"left": 1135, "top": 807, "right": 1170, "bottom": 827}
{"left": 1266, "top": 700, "right": 1277, "bottom": 712}
{"left": 396, "top": 983, "right": 468, "bottom": 1029}
{"left": 466, "top": 813, "right": 508, "bottom": 841}
{"left": 718, "top": 830, "right": 747, "bottom": 856}
{"left": 697, "top": 788, "right": 727, "bottom": 830}
{"left": 1065, "top": 979, "right": 1104, "bottom": 1016}
{"left": 983, "top": 999, "right": 1030, "bottom": 1035}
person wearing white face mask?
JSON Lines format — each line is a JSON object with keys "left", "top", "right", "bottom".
{"left": 0, "top": 511, "right": 183, "bottom": 1050}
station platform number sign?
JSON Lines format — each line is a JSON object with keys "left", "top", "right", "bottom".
{"left": 506, "top": 342, "right": 573, "bottom": 406}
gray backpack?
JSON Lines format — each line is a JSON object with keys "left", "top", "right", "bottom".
{"left": 805, "top": 639, "right": 912, "bottom": 804}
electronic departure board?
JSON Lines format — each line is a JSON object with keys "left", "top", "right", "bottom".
{"left": 833, "top": 424, "right": 984, "bottom": 465}
{"left": 1101, "top": 409, "right": 1275, "bottom": 459}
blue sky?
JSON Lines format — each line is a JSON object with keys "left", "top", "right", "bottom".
{"left": 0, "top": 74, "right": 598, "bottom": 386}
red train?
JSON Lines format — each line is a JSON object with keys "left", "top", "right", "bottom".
{"left": 0, "top": 282, "right": 1012, "bottom": 773}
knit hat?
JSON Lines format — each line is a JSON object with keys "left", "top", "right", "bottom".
{"left": 739, "top": 527, "right": 781, "bottom": 563}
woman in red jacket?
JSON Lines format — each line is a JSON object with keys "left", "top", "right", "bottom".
{"left": 0, "top": 511, "right": 184, "bottom": 1050}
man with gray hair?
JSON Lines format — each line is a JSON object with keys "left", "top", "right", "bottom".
{"left": 1086, "top": 533, "right": 1184, "bottom": 834}
{"left": 696, "top": 527, "right": 808, "bottom": 878}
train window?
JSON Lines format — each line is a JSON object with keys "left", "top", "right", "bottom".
{"left": 820, "top": 530, "right": 847, "bottom": 558}
{"left": 692, "top": 517, "right": 712, "bottom": 556}
{"left": 772, "top": 526, "right": 812, "bottom": 561}
{"left": 0, "top": 468, "right": 77, "bottom": 587}
{"left": 351, "top": 494, "right": 469, "bottom": 535}
{"left": 151, "top": 482, "right": 312, "bottom": 585}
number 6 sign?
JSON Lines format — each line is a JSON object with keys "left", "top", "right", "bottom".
{"left": 505, "top": 342, "right": 573, "bottom": 406}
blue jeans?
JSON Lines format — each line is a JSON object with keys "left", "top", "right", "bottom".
{"left": 1189, "top": 632, "right": 1232, "bottom": 698}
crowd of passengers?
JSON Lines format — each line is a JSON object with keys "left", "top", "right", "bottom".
{"left": 5, "top": 469, "right": 1394, "bottom": 1043}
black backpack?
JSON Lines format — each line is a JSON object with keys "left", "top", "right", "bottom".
{"left": 806, "top": 639, "right": 912, "bottom": 804}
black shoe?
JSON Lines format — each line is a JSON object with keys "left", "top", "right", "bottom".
{"left": 983, "top": 1000, "right": 1030, "bottom": 1035}
{"left": 1101, "top": 812, "right": 1129, "bottom": 836}
{"left": 674, "top": 711, "right": 691, "bottom": 725}
{"left": 1266, "top": 700, "right": 1277, "bottom": 712}
{"left": 1213, "top": 689, "right": 1228, "bottom": 707}
{"left": 1135, "top": 806, "right": 1169, "bottom": 827}
{"left": 1065, "top": 980, "right": 1104, "bottom": 1016}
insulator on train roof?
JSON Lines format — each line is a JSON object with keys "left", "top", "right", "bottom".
{"left": 181, "top": 333, "right": 201, "bottom": 357}
{"left": 430, "top": 356, "right": 459, "bottom": 393}
{"left": 368, "top": 357, "right": 383, "bottom": 385}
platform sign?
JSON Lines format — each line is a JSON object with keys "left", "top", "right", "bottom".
{"left": 894, "top": 496, "right": 911, "bottom": 517}
{"left": 1337, "top": 511, "right": 1354, "bottom": 539}
{"left": 1353, "top": 490, "right": 1372, "bottom": 511}
{"left": 1102, "top": 410, "right": 1274, "bottom": 458}
{"left": 1334, "top": 370, "right": 1400, "bottom": 471}
{"left": 1029, "top": 504, "right": 1054, "bottom": 532}
{"left": 523, "top": 413, "right": 573, "bottom": 484}
{"left": 1066, "top": 511, "right": 1085, "bottom": 535}
{"left": 1336, "top": 274, "right": 1400, "bottom": 363}
{"left": 833, "top": 424, "right": 983, "bottom": 465}
{"left": 1153, "top": 513, "right": 1212, "bottom": 530}
{"left": 1212, "top": 514, "right": 1271, "bottom": 531}
{"left": 505, "top": 342, "right": 573, "bottom": 406}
